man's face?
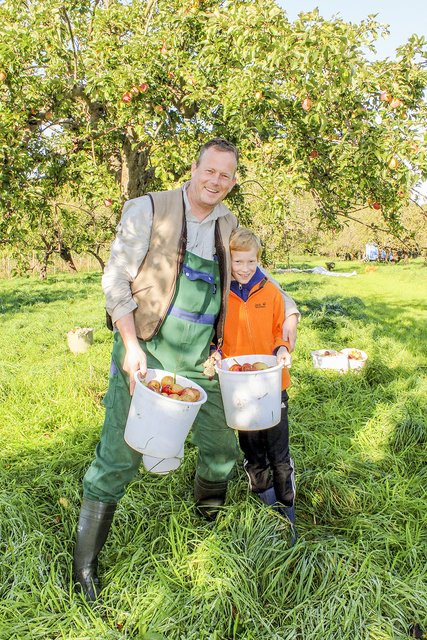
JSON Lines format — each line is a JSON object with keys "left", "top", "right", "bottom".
{"left": 231, "top": 248, "right": 258, "bottom": 284}
{"left": 188, "top": 147, "right": 237, "bottom": 214}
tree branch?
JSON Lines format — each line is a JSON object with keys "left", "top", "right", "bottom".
{"left": 61, "top": 8, "right": 79, "bottom": 81}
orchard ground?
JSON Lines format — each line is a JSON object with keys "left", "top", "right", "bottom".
{"left": 0, "top": 257, "right": 426, "bottom": 640}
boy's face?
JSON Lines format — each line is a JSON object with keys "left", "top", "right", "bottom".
{"left": 231, "top": 248, "right": 258, "bottom": 284}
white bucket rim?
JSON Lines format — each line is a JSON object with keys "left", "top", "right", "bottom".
{"left": 215, "top": 354, "right": 283, "bottom": 375}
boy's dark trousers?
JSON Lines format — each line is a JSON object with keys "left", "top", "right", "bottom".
{"left": 238, "top": 391, "right": 295, "bottom": 507}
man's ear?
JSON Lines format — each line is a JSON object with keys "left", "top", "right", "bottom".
{"left": 190, "top": 161, "right": 197, "bottom": 175}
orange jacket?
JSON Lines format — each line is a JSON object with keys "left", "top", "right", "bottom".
{"left": 222, "top": 275, "right": 291, "bottom": 389}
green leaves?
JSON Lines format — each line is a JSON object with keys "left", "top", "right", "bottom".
{"left": 1, "top": 0, "right": 426, "bottom": 273}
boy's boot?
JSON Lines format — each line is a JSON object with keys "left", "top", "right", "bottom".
{"left": 194, "top": 474, "right": 228, "bottom": 521}
{"left": 257, "top": 486, "right": 298, "bottom": 546}
{"left": 277, "top": 503, "right": 298, "bottom": 546}
{"left": 73, "top": 498, "right": 117, "bottom": 602}
{"left": 257, "top": 486, "right": 277, "bottom": 506}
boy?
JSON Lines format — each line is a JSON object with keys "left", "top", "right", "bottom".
{"left": 217, "top": 228, "right": 297, "bottom": 542}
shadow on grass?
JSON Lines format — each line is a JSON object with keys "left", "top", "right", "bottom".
{"left": 299, "top": 294, "right": 426, "bottom": 353}
{"left": 0, "top": 272, "right": 101, "bottom": 315}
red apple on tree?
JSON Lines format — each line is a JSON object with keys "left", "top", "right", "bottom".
{"left": 380, "top": 90, "right": 391, "bottom": 103}
{"left": 138, "top": 83, "right": 148, "bottom": 92}
{"left": 309, "top": 150, "right": 319, "bottom": 159}
{"left": 122, "top": 91, "right": 132, "bottom": 103}
{"left": 373, "top": 201, "right": 381, "bottom": 210}
{"left": 389, "top": 97, "right": 402, "bottom": 109}
{"left": 0, "top": 70, "right": 6, "bottom": 82}
{"left": 104, "top": 198, "right": 113, "bottom": 207}
{"left": 301, "top": 97, "right": 312, "bottom": 111}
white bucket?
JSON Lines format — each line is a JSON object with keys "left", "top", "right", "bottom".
{"left": 216, "top": 355, "right": 283, "bottom": 431}
{"left": 143, "top": 445, "right": 185, "bottom": 475}
{"left": 124, "top": 370, "right": 207, "bottom": 458}
{"left": 311, "top": 349, "right": 348, "bottom": 372}
{"left": 340, "top": 348, "right": 368, "bottom": 370}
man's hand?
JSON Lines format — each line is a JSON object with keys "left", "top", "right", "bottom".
{"left": 122, "top": 343, "right": 147, "bottom": 395}
{"left": 116, "top": 312, "right": 147, "bottom": 395}
{"left": 276, "top": 346, "right": 292, "bottom": 368}
{"left": 282, "top": 313, "right": 298, "bottom": 352}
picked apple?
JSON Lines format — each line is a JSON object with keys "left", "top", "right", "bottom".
{"left": 147, "top": 380, "right": 161, "bottom": 393}
{"left": 241, "top": 362, "right": 255, "bottom": 371}
{"left": 160, "top": 375, "right": 174, "bottom": 387}
{"left": 161, "top": 384, "right": 173, "bottom": 395}
{"left": 347, "top": 349, "right": 364, "bottom": 360}
{"left": 180, "top": 387, "right": 201, "bottom": 402}
{"left": 170, "top": 383, "right": 184, "bottom": 395}
{"left": 229, "top": 363, "right": 242, "bottom": 371}
{"left": 252, "top": 361, "right": 269, "bottom": 370}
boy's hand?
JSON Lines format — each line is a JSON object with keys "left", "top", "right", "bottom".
{"left": 282, "top": 313, "right": 298, "bottom": 352}
{"left": 276, "top": 346, "right": 292, "bottom": 368}
{"left": 202, "top": 350, "right": 221, "bottom": 378}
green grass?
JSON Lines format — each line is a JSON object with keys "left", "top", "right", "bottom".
{"left": 0, "top": 260, "right": 426, "bottom": 640}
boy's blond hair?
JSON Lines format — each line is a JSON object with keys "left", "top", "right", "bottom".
{"left": 229, "top": 227, "right": 262, "bottom": 259}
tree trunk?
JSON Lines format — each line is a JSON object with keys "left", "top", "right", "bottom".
{"left": 87, "top": 249, "right": 105, "bottom": 272}
{"left": 59, "top": 244, "right": 77, "bottom": 272}
{"left": 121, "top": 139, "right": 155, "bottom": 200}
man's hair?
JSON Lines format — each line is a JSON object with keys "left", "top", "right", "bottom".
{"left": 230, "top": 227, "right": 261, "bottom": 259}
{"left": 196, "top": 138, "right": 239, "bottom": 165}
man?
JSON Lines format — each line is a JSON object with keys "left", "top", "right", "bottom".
{"left": 73, "top": 138, "right": 299, "bottom": 602}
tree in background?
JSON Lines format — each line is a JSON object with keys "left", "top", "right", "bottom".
{"left": 1, "top": 0, "right": 426, "bottom": 274}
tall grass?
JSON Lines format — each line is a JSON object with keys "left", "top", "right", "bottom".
{"left": 0, "top": 259, "right": 426, "bottom": 639}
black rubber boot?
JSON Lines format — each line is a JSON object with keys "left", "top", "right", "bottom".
{"left": 73, "top": 498, "right": 117, "bottom": 602}
{"left": 194, "top": 474, "right": 228, "bottom": 521}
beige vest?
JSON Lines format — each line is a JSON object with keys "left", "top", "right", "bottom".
{"left": 131, "top": 188, "right": 237, "bottom": 341}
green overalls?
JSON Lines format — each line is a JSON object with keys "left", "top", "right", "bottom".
{"left": 83, "top": 251, "right": 240, "bottom": 504}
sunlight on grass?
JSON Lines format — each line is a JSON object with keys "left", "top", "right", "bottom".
{"left": 0, "top": 264, "right": 426, "bottom": 639}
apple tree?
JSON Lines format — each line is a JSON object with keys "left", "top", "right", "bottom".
{"left": 0, "top": 0, "right": 426, "bottom": 274}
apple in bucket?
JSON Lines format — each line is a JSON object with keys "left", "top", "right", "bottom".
{"left": 142, "top": 374, "right": 201, "bottom": 402}
{"left": 229, "top": 360, "right": 271, "bottom": 372}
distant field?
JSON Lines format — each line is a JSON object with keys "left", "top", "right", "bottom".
{"left": 0, "top": 260, "right": 426, "bottom": 639}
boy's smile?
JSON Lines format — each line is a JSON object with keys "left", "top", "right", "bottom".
{"left": 231, "top": 248, "right": 258, "bottom": 284}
